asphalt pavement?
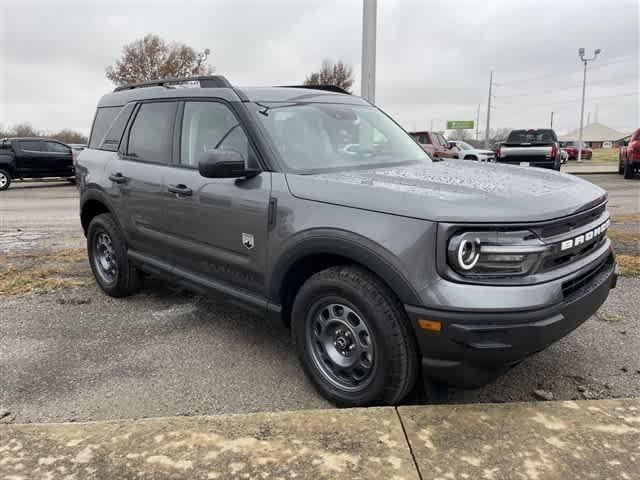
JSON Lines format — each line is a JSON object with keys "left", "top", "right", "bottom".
{"left": 0, "top": 175, "right": 638, "bottom": 424}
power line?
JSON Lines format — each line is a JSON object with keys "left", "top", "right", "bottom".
{"left": 496, "top": 91, "right": 638, "bottom": 108}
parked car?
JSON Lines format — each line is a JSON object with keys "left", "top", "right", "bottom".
{"left": 69, "top": 143, "right": 87, "bottom": 170}
{"left": 618, "top": 128, "right": 639, "bottom": 179}
{"left": 0, "top": 137, "right": 74, "bottom": 191}
{"left": 560, "top": 141, "right": 592, "bottom": 160}
{"left": 496, "top": 129, "right": 561, "bottom": 170}
{"left": 409, "top": 131, "right": 457, "bottom": 159}
{"left": 78, "top": 76, "right": 616, "bottom": 406}
{"left": 560, "top": 149, "right": 569, "bottom": 165}
{"left": 450, "top": 141, "right": 495, "bottom": 162}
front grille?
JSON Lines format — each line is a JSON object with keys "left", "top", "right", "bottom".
{"left": 561, "top": 255, "right": 613, "bottom": 299}
{"left": 540, "top": 203, "right": 606, "bottom": 238}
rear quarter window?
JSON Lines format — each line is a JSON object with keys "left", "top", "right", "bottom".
{"left": 89, "top": 106, "right": 123, "bottom": 148}
{"left": 100, "top": 103, "right": 135, "bottom": 152}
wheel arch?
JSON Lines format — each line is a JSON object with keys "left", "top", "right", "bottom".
{"left": 80, "top": 189, "right": 118, "bottom": 236}
{"left": 269, "top": 230, "right": 422, "bottom": 327}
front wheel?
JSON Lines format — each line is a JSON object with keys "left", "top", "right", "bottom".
{"left": 292, "top": 265, "right": 418, "bottom": 407}
{"left": 87, "top": 213, "right": 141, "bottom": 297}
{"left": 0, "top": 169, "right": 11, "bottom": 191}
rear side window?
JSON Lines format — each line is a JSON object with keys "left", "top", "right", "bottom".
{"left": 127, "top": 102, "right": 177, "bottom": 163}
{"left": 19, "top": 140, "right": 42, "bottom": 152}
{"left": 414, "top": 134, "right": 430, "bottom": 144}
{"left": 100, "top": 103, "right": 135, "bottom": 152}
{"left": 45, "top": 142, "right": 71, "bottom": 154}
{"left": 89, "top": 106, "right": 122, "bottom": 148}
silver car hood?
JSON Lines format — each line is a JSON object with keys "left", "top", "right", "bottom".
{"left": 286, "top": 160, "right": 606, "bottom": 223}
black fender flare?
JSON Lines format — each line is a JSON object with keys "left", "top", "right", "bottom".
{"left": 268, "top": 228, "right": 422, "bottom": 306}
{"left": 80, "top": 187, "right": 125, "bottom": 236}
{"left": 0, "top": 154, "right": 16, "bottom": 174}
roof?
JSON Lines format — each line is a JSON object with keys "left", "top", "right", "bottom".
{"left": 559, "top": 123, "right": 629, "bottom": 141}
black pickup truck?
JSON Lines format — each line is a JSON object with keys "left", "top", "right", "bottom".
{"left": 0, "top": 137, "right": 75, "bottom": 190}
{"left": 496, "top": 129, "right": 562, "bottom": 170}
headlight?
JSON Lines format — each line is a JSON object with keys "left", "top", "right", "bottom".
{"left": 447, "top": 230, "right": 548, "bottom": 277}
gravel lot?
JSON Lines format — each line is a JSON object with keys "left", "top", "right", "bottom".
{"left": 1, "top": 174, "right": 638, "bottom": 423}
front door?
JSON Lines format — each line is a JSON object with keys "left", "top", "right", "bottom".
{"left": 162, "top": 100, "right": 271, "bottom": 296}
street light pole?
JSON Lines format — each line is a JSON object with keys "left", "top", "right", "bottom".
{"left": 361, "top": 0, "right": 377, "bottom": 103}
{"left": 484, "top": 70, "right": 493, "bottom": 149}
{"left": 577, "top": 47, "right": 601, "bottom": 162}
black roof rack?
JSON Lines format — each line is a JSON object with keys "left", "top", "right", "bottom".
{"left": 277, "top": 85, "right": 351, "bottom": 95}
{"left": 114, "top": 75, "right": 232, "bottom": 92}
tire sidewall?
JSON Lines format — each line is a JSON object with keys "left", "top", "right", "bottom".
{"left": 87, "top": 214, "right": 130, "bottom": 295}
{"left": 292, "top": 277, "right": 393, "bottom": 406}
{"left": 0, "top": 169, "right": 11, "bottom": 191}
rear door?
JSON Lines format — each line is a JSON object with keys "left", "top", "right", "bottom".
{"left": 160, "top": 99, "right": 272, "bottom": 296}
{"left": 109, "top": 100, "right": 179, "bottom": 258}
{"left": 43, "top": 141, "right": 73, "bottom": 177}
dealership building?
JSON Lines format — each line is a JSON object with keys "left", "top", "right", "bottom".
{"left": 559, "top": 123, "right": 630, "bottom": 148}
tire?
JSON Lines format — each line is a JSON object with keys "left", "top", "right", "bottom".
{"left": 624, "top": 161, "right": 634, "bottom": 179}
{"left": 619, "top": 162, "right": 625, "bottom": 174}
{"left": 0, "top": 169, "right": 11, "bottom": 191}
{"left": 291, "top": 265, "right": 418, "bottom": 407}
{"left": 87, "top": 213, "right": 141, "bottom": 297}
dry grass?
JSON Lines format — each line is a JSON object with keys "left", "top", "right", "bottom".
{"left": 612, "top": 213, "right": 640, "bottom": 224}
{"left": 591, "top": 149, "right": 620, "bottom": 163}
{"left": 617, "top": 255, "right": 640, "bottom": 278}
{"left": 0, "top": 248, "right": 91, "bottom": 295}
{"left": 608, "top": 228, "right": 640, "bottom": 244}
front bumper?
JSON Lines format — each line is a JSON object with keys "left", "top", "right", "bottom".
{"left": 405, "top": 252, "right": 617, "bottom": 388}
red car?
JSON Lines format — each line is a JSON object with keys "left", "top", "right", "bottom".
{"left": 619, "top": 128, "right": 640, "bottom": 179}
{"left": 409, "top": 131, "right": 458, "bottom": 159}
{"left": 560, "top": 141, "right": 592, "bottom": 160}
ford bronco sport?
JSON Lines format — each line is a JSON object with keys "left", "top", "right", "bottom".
{"left": 78, "top": 76, "right": 617, "bottom": 406}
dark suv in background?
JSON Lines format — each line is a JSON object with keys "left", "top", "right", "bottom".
{"left": 78, "top": 76, "right": 617, "bottom": 406}
{"left": 0, "top": 137, "right": 74, "bottom": 190}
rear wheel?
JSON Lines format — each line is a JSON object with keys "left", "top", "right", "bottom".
{"left": 292, "top": 265, "right": 418, "bottom": 407}
{"left": 0, "top": 169, "right": 11, "bottom": 191}
{"left": 87, "top": 213, "right": 141, "bottom": 297}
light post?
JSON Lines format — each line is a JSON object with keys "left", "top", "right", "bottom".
{"left": 361, "top": 0, "right": 377, "bottom": 103}
{"left": 577, "top": 47, "right": 601, "bottom": 162}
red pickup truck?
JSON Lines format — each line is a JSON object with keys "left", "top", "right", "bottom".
{"left": 409, "top": 131, "right": 458, "bottom": 159}
{"left": 560, "top": 141, "right": 592, "bottom": 160}
{"left": 619, "top": 128, "right": 639, "bottom": 179}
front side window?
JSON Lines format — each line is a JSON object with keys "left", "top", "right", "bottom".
{"left": 127, "top": 102, "right": 177, "bottom": 163}
{"left": 252, "top": 103, "right": 429, "bottom": 173}
{"left": 180, "top": 101, "right": 249, "bottom": 167}
{"left": 19, "top": 141, "right": 42, "bottom": 152}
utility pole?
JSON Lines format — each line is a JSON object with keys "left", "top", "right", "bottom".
{"left": 577, "top": 47, "right": 601, "bottom": 162}
{"left": 361, "top": 0, "right": 377, "bottom": 103}
{"left": 476, "top": 104, "right": 481, "bottom": 140}
{"left": 550, "top": 111, "right": 554, "bottom": 129}
{"left": 484, "top": 70, "right": 494, "bottom": 148}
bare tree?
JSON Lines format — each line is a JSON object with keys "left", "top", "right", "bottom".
{"left": 50, "top": 129, "right": 88, "bottom": 144}
{"left": 448, "top": 129, "right": 471, "bottom": 141}
{"left": 106, "top": 34, "right": 212, "bottom": 86}
{"left": 304, "top": 60, "right": 354, "bottom": 92}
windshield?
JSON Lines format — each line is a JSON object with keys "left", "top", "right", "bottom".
{"left": 456, "top": 141, "right": 473, "bottom": 150}
{"left": 251, "top": 103, "right": 430, "bottom": 172}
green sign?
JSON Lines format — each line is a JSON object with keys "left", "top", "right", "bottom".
{"left": 447, "top": 120, "right": 474, "bottom": 130}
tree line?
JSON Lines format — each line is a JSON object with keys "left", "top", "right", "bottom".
{"left": 0, "top": 123, "right": 88, "bottom": 145}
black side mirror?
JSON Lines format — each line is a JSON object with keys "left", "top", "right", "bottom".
{"left": 198, "top": 150, "right": 258, "bottom": 179}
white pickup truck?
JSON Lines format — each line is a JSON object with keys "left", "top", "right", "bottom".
{"left": 496, "top": 129, "right": 562, "bottom": 171}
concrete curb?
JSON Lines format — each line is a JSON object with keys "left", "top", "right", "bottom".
{"left": 1, "top": 398, "right": 639, "bottom": 479}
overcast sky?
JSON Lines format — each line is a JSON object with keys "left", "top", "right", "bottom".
{"left": 1, "top": 0, "right": 638, "bottom": 137}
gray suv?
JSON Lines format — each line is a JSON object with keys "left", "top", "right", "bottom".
{"left": 78, "top": 75, "right": 617, "bottom": 406}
